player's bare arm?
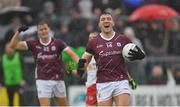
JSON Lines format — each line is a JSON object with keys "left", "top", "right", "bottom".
{"left": 82, "top": 52, "right": 93, "bottom": 66}
{"left": 65, "top": 47, "right": 79, "bottom": 63}
{"left": 127, "top": 72, "right": 137, "bottom": 90}
{"left": 9, "top": 26, "right": 28, "bottom": 51}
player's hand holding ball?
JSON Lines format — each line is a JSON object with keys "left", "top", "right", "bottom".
{"left": 122, "top": 43, "right": 145, "bottom": 61}
{"left": 128, "top": 45, "right": 145, "bottom": 60}
{"left": 18, "top": 25, "right": 29, "bottom": 32}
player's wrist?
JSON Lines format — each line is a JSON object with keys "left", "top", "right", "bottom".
{"left": 77, "top": 59, "right": 86, "bottom": 77}
{"left": 129, "top": 79, "right": 137, "bottom": 90}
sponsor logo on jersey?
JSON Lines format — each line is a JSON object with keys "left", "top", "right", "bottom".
{"left": 106, "top": 42, "right": 112, "bottom": 48}
{"left": 37, "top": 52, "right": 57, "bottom": 60}
{"left": 36, "top": 46, "right": 42, "bottom": 49}
{"left": 96, "top": 44, "right": 103, "bottom": 48}
{"left": 51, "top": 46, "right": 56, "bottom": 51}
{"left": 43, "top": 47, "right": 49, "bottom": 52}
{"left": 117, "top": 42, "right": 121, "bottom": 47}
{"left": 99, "top": 50, "right": 121, "bottom": 57}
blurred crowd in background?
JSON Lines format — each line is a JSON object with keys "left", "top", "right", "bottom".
{"left": 0, "top": 0, "right": 180, "bottom": 105}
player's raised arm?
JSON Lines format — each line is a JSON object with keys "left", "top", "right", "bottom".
{"left": 9, "top": 26, "right": 28, "bottom": 50}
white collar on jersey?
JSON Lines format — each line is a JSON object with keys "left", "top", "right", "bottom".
{"left": 39, "top": 36, "right": 52, "bottom": 46}
{"left": 100, "top": 31, "right": 115, "bottom": 41}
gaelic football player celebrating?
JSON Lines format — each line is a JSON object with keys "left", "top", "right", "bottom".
{"left": 9, "top": 21, "right": 79, "bottom": 106}
{"left": 78, "top": 12, "right": 145, "bottom": 106}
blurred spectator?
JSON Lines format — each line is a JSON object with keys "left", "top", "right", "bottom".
{"left": 166, "top": 69, "right": 176, "bottom": 87}
{"left": 68, "top": 7, "right": 88, "bottom": 33}
{"left": 123, "top": 26, "right": 143, "bottom": 49}
{"left": 144, "top": 20, "right": 169, "bottom": 56}
{"left": 22, "top": 13, "right": 36, "bottom": 26}
{"left": 21, "top": 0, "right": 42, "bottom": 14}
{"left": 92, "top": 0, "right": 122, "bottom": 12}
{"left": 85, "top": 20, "right": 96, "bottom": 34}
{"left": 92, "top": 0, "right": 109, "bottom": 12}
{"left": 167, "top": 18, "right": 180, "bottom": 55}
{"left": 38, "top": 1, "right": 60, "bottom": 29}
{"left": 145, "top": 59, "right": 167, "bottom": 81}
{"left": 0, "top": 43, "right": 26, "bottom": 106}
{"left": 78, "top": 0, "right": 93, "bottom": 19}
{"left": 168, "top": 0, "right": 180, "bottom": 12}
{"left": 107, "top": 7, "right": 126, "bottom": 33}
{"left": 113, "top": 16, "right": 128, "bottom": 33}
{"left": 2, "top": 17, "right": 22, "bottom": 54}
{"left": 132, "top": 20, "right": 149, "bottom": 43}
{"left": 68, "top": 7, "right": 88, "bottom": 47}
{"left": 173, "top": 67, "right": 180, "bottom": 85}
{"left": 55, "top": 24, "right": 75, "bottom": 47}
{"left": 77, "top": 20, "right": 97, "bottom": 47}
{"left": 91, "top": 6, "right": 102, "bottom": 21}
{"left": 0, "top": 0, "right": 21, "bottom": 9}
{"left": 146, "top": 65, "right": 167, "bottom": 85}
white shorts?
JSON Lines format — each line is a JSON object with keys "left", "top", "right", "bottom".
{"left": 96, "top": 80, "right": 131, "bottom": 102}
{"left": 36, "top": 80, "right": 66, "bottom": 98}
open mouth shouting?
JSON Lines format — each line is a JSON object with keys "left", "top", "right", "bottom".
{"left": 99, "top": 14, "right": 114, "bottom": 33}
{"left": 102, "top": 23, "right": 112, "bottom": 33}
{"left": 104, "top": 25, "right": 110, "bottom": 28}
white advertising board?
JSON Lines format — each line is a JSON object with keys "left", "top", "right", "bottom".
{"left": 68, "top": 85, "right": 180, "bottom": 106}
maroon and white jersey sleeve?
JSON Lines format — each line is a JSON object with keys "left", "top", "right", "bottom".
{"left": 26, "top": 38, "right": 67, "bottom": 80}
{"left": 86, "top": 38, "right": 96, "bottom": 55}
{"left": 86, "top": 32, "right": 131, "bottom": 83}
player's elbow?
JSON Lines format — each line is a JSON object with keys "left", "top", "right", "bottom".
{"left": 8, "top": 43, "right": 16, "bottom": 49}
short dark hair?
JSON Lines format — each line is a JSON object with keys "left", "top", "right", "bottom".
{"left": 37, "top": 21, "right": 50, "bottom": 27}
{"left": 99, "top": 11, "right": 113, "bottom": 20}
{"left": 101, "top": 11, "right": 112, "bottom": 16}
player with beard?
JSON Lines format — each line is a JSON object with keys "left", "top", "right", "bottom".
{"left": 9, "top": 21, "right": 79, "bottom": 106}
{"left": 78, "top": 12, "right": 145, "bottom": 106}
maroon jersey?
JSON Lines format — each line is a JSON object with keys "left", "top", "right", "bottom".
{"left": 86, "top": 32, "right": 131, "bottom": 83}
{"left": 26, "top": 38, "right": 67, "bottom": 80}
